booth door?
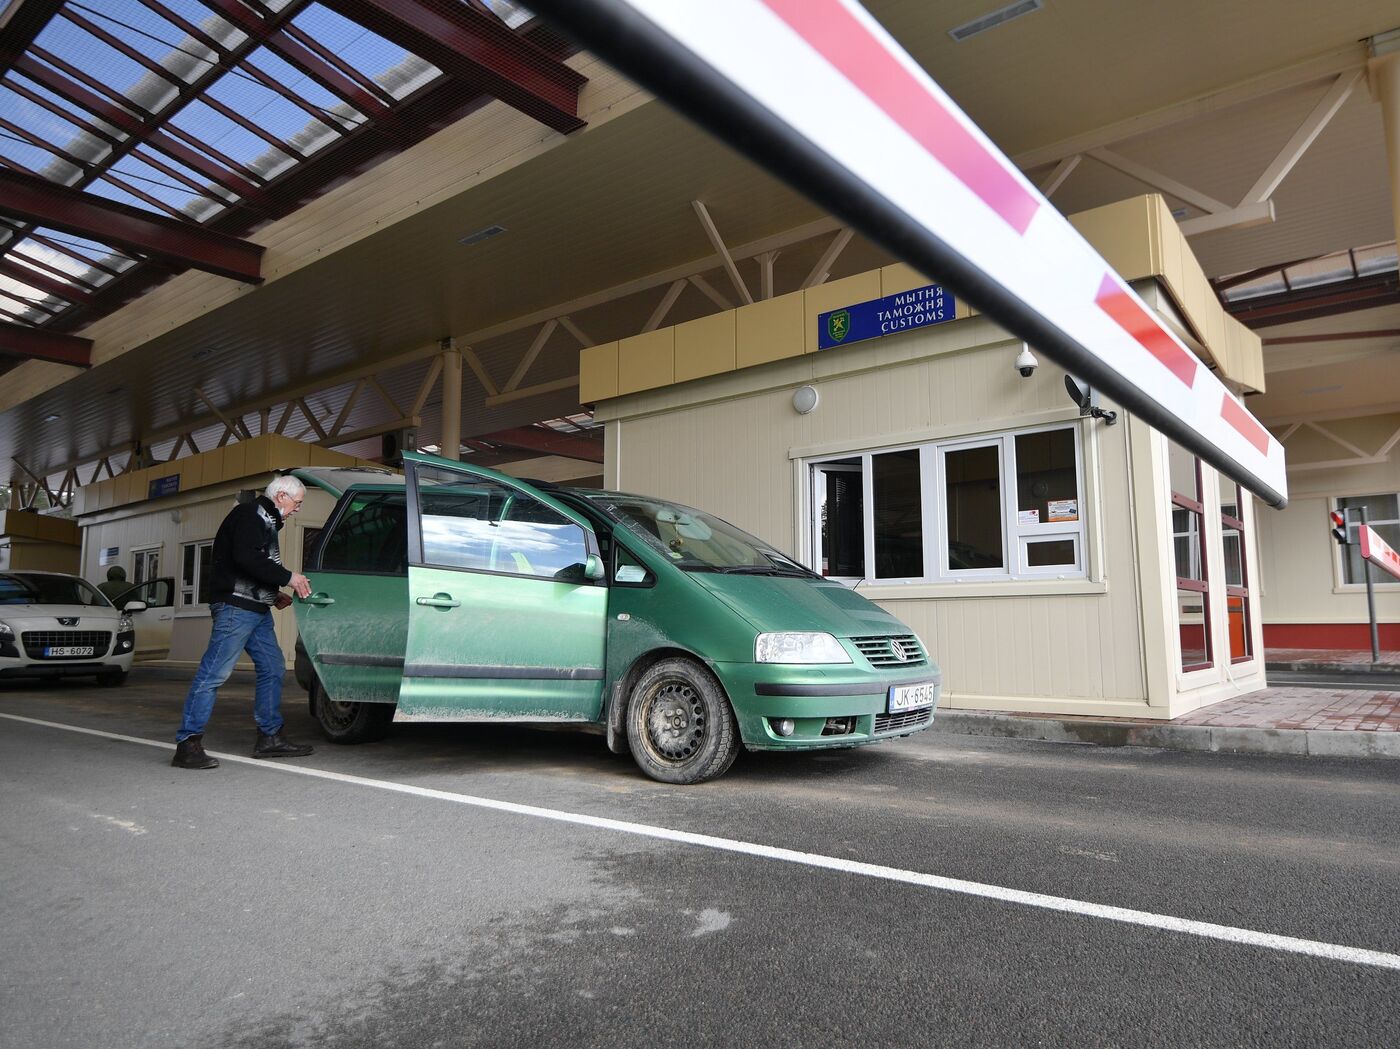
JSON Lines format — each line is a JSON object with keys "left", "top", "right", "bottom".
{"left": 118, "top": 577, "right": 175, "bottom": 661}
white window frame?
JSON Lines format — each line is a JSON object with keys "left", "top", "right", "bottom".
{"left": 131, "top": 545, "right": 161, "bottom": 584}
{"left": 1333, "top": 492, "right": 1400, "bottom": 590}
{"left": 811, "top": 461, "right": 865, "bottom": 582}
{"left": 180, "top": 539, "right": 215, "bottom": 609}
{"left": 806, "top": 423, "right": 1086, "bottom": 586}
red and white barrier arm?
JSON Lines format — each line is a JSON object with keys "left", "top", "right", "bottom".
{"left": 528, "top": 0, "right": 1288, "bottom": 508}
{"left": 1360, "top": 526, "right": 1400, "bottom": 582}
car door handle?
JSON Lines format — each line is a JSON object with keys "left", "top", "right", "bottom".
{"left": 305, "top": 593, "right": 336, "bottom": 606}
{"left": 415, "top": 594, "right": 460, "bottom": 609}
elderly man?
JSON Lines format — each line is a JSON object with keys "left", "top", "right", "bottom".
{"left": 172, "top": 474, "right": 315, "bottom": 770}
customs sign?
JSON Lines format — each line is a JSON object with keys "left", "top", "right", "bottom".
{"left": 817, "top": 283, "right": 954, "bottom": 350}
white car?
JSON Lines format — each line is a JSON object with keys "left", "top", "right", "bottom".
{"left": 0, "top": 571, "right": 142, "bottom": 687}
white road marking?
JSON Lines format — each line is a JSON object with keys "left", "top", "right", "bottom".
{"left": 5, "top": 712, "right": 1399, "bottom": 972}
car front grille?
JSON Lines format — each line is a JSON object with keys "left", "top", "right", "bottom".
{"left": 852, "top": 634, "right": 927, "bottom": 667}
{"left": 874, "top": 708, "right": 935, "bottom": 734}
{"left": 21, "top": 631, "right": 113, "bottom": 659}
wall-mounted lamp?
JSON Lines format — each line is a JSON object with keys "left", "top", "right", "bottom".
{"left": 792, "top": 385, "right": 819, "bottom": 415}
{"left": 1064, "top": 375, "right": 1118, "bottom": 425}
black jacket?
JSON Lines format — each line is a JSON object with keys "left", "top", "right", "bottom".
{"left": 209, "top": 495, "right": 292, "bottom": 613}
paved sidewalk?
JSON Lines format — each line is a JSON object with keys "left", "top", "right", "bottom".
{"left": 934, "top": 682, "right": 1400, "bottom": 759}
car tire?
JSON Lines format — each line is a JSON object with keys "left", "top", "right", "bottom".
{"left": 310, "top": 676, "right": 394, "bottom": 744}
{"left": 626, "top": 657, "right": 739, "bottom": 784}
{"left": 97, "top": 669, "right": 128, "bottom": 687}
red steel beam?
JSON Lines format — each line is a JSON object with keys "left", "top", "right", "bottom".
{"left": 325, "top": 0, "right": 586, "bottom": 133}
{"left": 0, "top": 321, "right": 92, "bottom": 367}
{"left": 479, "top": 425, "right": 604, "bottom": 463}
{"left": 0, "top": 257, "right": 96, "bottom": 308}
{"left": 0, "top": 168, "right": 263, "bottom": 283}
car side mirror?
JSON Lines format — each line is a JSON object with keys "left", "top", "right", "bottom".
{"left": 585, "top": 554, "right": 605, "bottom": 581}
{"left": 123, "top": 600, "right": 148, "bottom": 613}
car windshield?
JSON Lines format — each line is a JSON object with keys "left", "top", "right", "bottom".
{"left": 0, "top": 574, "right": 110, "bottom": 607}
{"left": 583, "top": 494, "right": 812, "bottom": 575}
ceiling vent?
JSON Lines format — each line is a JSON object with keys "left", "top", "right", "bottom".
{"left": 949, "top": 0, "right": 1044, "bottom": 42}
{"left": 459, "top": 225, "right": 507, "bottom": 247}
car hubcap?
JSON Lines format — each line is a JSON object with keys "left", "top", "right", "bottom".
{"left": 645, "top": 681, "right": 705, "bottom": 762}
{"left": 323, "top": 698, "right": 357, "bottom": 730}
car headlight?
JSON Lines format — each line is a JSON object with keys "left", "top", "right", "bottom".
{"left": 0, "top": 621, "right": 12, "bottom": 642}
{"left": 755, "top": 632, "right": 851, "bottom": 664}
{"left": 117, "top": 613, "right": 134, "bottom": 633}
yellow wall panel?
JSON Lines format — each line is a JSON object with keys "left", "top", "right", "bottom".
{"left": 674, "top": 312, "right": 736, "bottom": 382}
{"left": 736, "top": 290, "right": 803, "bottom": 369}
{"left": 221, "top": 442, "right": 246, "bottom": 480}
{"left": 803, "top": 272, "right": 881, "bottom": 354}
{"left": 1069, "top": 197, "right": 1155, "bottom": 282}
{"left": 579, "top": 341, "right": 620, "bottom": 402}
{"left": 618, "top": 329, "right": 674, "bottom": 395}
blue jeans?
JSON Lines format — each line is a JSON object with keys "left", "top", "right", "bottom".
{"left": 177, "top": 603, "right": 285, "bottom": 741}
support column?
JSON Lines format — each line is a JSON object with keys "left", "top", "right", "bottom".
{"left": 439, "top": 339, "right": 462, "bottom": 461}
{"left": 1370, "top": 30, "right": 1400, "bottom": 251}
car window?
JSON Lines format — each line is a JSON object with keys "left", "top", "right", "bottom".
{"left": 0, "top": 573, "right": 107, "bottom": 606}
{"left": 319, "top": 492, "right": 408, "bottom": 575}
{"left": 417, "top": 468, "right": 590, "bottom": 580}
{"left": 122, "top": 578, "right": 173, "bottom": 608}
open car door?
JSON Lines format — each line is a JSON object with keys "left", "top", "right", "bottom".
{"left": 401, "top": 454, "right": 607, "bottom": 723}
{"left": 295, "top": 487, "right": 408, "bottom": 706}
{"left": 116, "top": 577, "right": 174, "bottom": 661}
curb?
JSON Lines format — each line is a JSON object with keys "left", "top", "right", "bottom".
{"left": 930, "top": 711, "right": 1400, "bottom": 759}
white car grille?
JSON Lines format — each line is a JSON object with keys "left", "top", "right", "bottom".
{"left": 21, "top": 631, "right": 113, "bottom": 659}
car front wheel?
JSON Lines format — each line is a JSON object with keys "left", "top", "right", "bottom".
{"left": 626, "top": 657, "right": 739, "bottom": 784}
{"left": 310, "top": 677, "right": 394, "bottom": 744}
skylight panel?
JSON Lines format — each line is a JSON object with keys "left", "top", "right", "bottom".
{"left": 204, "top": 61, "right": 337, "bottom": 156}
{"left": 109, "top": 154, "right": 211, "bottom": 214}
{"left": 9, "top": 71, "right": 127, "bottom": 141}
{"left": 167, "top": 98, "right": 295, "bottom": 173}
{"left": 63, "top": 0, "right": 219, "bottom": 82}
{"left": 292, "top": 3, "right": 438, "bottom": 100}
{"left": 35, "top": 14, "right": 169, "bottom": 104}
{"left": 0, "top": 133, "right": 78, "bottom": 179}
{"left": 245, "top": 46, "right": 367, "bottom": 130}
{"left": 0, "top": 83, "right": 109, "bottom": 159}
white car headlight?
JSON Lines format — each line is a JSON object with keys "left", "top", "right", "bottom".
{"left": 755, "top": 632, "right": 852, "bottom": 664}
{"left": 117, "top": 613, "right": 134, "bottom": 633}
{"left": 0, "top": 621, "right": 12, "bottom": 641}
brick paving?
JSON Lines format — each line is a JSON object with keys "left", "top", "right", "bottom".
{"left": 1178, "top": 686, "right": 1400, "bottom": 732}
{"left": 1265, "top": 646, "right": 1400, "bottom": 669}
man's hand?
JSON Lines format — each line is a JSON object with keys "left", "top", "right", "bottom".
{"left": 289, "top": 572, "right": 312, "bottom": 599}
{"left": 273, "top": 592, "right": 293, "bottom": 610}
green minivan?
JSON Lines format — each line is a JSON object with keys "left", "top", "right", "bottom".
{"left": 292, "top": 451, "right": 941, "bottom": 784}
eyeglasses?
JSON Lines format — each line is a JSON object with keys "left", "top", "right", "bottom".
{"left": 279, "top": 494, "right": 304, "bottom": 509}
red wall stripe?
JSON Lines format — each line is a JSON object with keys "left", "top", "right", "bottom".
{"left": 1094, "top": 275, "right": 1199, "bottom": 387}
{"left": 1219, "top": 393, "right": 1271, "bottom": 455}
{"left": 760, "top": 0, "right": 1040, "bottom": 235}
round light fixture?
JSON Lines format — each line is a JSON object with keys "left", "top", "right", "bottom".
{"left": 792, "top": 385, "right": 819, "bottom": 415}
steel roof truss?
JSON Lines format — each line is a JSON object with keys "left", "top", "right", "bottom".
{"left": 0, "top": 320, "right": 91, "bottom": 366}
{"left": 0, "top": 168, "right": 263, "bottom": 282}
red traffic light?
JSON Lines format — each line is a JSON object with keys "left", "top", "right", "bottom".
{"left": 1330, "top": 509, "right": 1349, "bottom": 545}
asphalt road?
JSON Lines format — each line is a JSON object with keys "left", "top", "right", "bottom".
{"left": 1, "top": 672, "right": 1397, "bottom": 1049}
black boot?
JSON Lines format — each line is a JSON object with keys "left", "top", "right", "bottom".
{"left": 172, "top": 735, "right": 219, "bottom": 769}
{"left": 253, "top": 731, "right": 314, "bottom": 759}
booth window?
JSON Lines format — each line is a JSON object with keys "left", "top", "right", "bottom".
{"left": 133, "top": 547, "right": 160, "bottom": 584}
{"left": 180, "top": 541, "right": 214, "bottom": 608}
{"left": 1169, "top": 446, "right": 1211, "bottom": 671}
{"left": 809, "top": 424, "right": 1085, "bottom": 584}
{"left": 1335, "top": 493, "right": 1400, "bottom": 585}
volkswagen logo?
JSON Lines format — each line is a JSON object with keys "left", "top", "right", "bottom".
{"left": 890, "top": 638, "right": 909, "bottom": 662}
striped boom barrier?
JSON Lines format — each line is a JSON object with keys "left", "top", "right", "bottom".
{"left": 528, "top": 0, "right": 1288, "bottom": 508}
{"left": 1360, "top": 525, "right": 1400, "bottom": 582}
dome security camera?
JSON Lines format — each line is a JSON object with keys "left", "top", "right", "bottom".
{"left": 1015, "top": 345, "right": 1038, "bottom": 378}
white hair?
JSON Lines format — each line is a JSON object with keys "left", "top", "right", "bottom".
{"left": 265, "top": 475, "right": 306, "bottom": 501}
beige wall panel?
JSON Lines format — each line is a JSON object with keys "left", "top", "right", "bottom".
{"left": 618, "top": 329, "right": 675, "bottom": 395}
{"left": 222, "top": 442, "right": 246, "bottom": 480}
{"left": 1069, "top": 196, "right": 1156, "bottom": 282}
{"left": 802, "top": 273, "right": 882, "bottom": 354}
{"left": 580, "top": 341, "right": 620, "bottom": 403}
{"left": 1258, "top": 438, "right": 1400, "bottom": 628}
{"left": 736, "top": 290, "right": 804, "bottom": 369}
{"left": 607, "top": 320, "right": 1149, "bottom": 713}
{"left": 880, "top": 262, "right": 934, "bottom": 298}
{"left": 674, "top": 313, "right": 736, "bottom": 383}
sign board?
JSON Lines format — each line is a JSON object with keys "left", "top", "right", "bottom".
{"left": 99, "top": 546, "right": 119, "bottom": 566}
{"left": 817, "top": 283, "right": 955, "bottom": 350}
{"left": 527, "top": 0, "right": 1288, "bottom": 508}
{"left": 1359, "top": 525, "right": 1400, "bottom": 582}
{"left": 148, "top": 474, "right": 180, "bottom": 499}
